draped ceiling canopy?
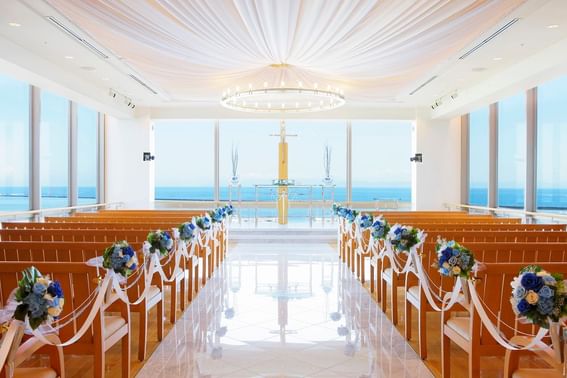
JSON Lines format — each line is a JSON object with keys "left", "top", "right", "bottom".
{"left": 45, "top": 0, "right": 524, "bottom": 105}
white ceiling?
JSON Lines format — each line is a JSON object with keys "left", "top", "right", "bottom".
{"left": 0, "top": 0, "right": 566, "bottom": 118}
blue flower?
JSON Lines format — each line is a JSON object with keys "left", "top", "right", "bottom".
{"left": 538, "top": 285, "right": 554, "bottom": 299}
{"left": 32, "top": 282, "right": 46, "bottom": 296}
{"left": 516, "top": 299, "right": 531, "bottom": 314}
{"left": 537, "top": 297, "right": 555, "bottom": 315}
{"left": 521, "top": 273, "right": 544, "bottom": 291}
{"left": 123, "top": 246, "right": 134, "bottom": 258}
{"left": 47, "top": 281, "right": 63, "bottom": 298}
{"left": 513, "top": 286, "right": 526, "bottom": 300}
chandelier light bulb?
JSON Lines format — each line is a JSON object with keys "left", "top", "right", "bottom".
{"left": 314, "top": 83, "right": 318, "bottom": 89}
{"left": 264, "top": 82, "right": 268, "bottom": 88}
{"left": 236, "top": 86, "right": 240, "bottom": 92}
{"left": 248, "top": 83, "right": 252, "bottom": 89}
{"left": 281, "top": 80, "right": 285, "bottom": 87}
{"left": 295, "top": 102, "right": 299, "bottom": 108}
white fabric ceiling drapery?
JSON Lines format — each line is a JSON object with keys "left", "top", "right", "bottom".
{"left": 45, "top": 0, "right": 524, "bottom": 104}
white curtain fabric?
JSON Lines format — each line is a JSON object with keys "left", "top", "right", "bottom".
{"left": 45, "top": 0, "right": 524, "bottom": 103}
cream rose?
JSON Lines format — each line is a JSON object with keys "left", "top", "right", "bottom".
{"left": 48, "top": 306, "right": 62, "bottom": 317}
{"left": 452, "top": 266, "right": 461, "bottom": 275}
{"left": 525, "top": 290, "right": 539, "bottom": 305}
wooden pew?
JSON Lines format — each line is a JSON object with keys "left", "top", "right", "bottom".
{"left": 442, "top": 262, "right": 567, "bottom": 378}
{"left": 0, "top": 261, "right": 131, "bottom": 378}
{"left": 404, "top": 241, "right": 567, "bottom": 360}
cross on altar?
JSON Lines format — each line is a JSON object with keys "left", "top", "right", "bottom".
{"left": 270, "top": 120, "right": 297, "bottom": 224}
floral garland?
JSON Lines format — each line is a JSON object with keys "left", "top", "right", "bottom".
{"left": 357, "top": 213, "right": 373, "bottom": 229}
{"left": 13, "top": 267, "right": 65, "bottom": 330}
{"left": 370, "top": 216, "right": 390, "bottom": 240}
{"left": 511, "top": 265, "right": 567, "bottom": 329}
{"left": 178, "top": 221, "right": 197, "bottom": 242}
{"left": 146, "top": 230, "right": 174, "bottom": 256}
{"left": 209, "top": 204, "right": 234, "bottom": 223}
{"left": 195, "top": 215, "right": 212, "bottom": 231}
{"left": 387, "top": 224, "right": 426, "bottom": 254}
{"left": 224, "top": 204, "right": 234, "bottom": 216}
{"left": 103, "top": 241, "right": 138, "bottom": 277}
{"left": 433, "top": 238, "right": 476, "bottom": 278}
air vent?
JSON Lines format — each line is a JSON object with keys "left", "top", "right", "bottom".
{"left": 458, "top": 18, "right": 520, "bottom": 60}
{"left": 46, "top": 16, "right": 109, "bottom": 59}
{"left": 128, "top": 74, "right": 158, "bottom": 95}
{"left": 409, "top": 76, "right": 438, "bottom": 95}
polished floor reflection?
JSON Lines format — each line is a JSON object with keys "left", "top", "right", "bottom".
{"left": 137, "top": 243, "right": 433, "bottom": 377}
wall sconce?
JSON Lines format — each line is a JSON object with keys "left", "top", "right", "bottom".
{"left": 410, "top": 153, "right": 423, "bottom": 163}
{"left": 143, "top": 152, "right": 155, "bottom": 161}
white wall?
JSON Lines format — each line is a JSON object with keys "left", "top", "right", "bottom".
{"left": 105, "top": 115, "right": 155, "bottom": 208}
{"left": 412, "top": 117, "right": 461, "bottom": 210}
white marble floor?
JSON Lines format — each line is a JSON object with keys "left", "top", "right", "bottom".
{"left": 137, "top": 243, "right": 433, "bottom": 378}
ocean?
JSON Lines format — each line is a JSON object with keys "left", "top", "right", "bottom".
{"left": 1, "top": 186, "right": 566, "bottom": 215}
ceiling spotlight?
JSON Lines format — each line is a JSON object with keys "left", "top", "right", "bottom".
{"left": 493, "top": 57, "right": 503, "bottom": 61}
{"left": 547, "top": 24, "right": 559, "bottom": 29}
{"left": 132, "top": 104, "right": 136, "bottom": 109}
{"left": 8, "top": 22, "right": 21, "bottom": 27}
{"left": 101, "top": 77, "right": 109, "bottom": 81}
{"left": 64, "top": 55, "right": 74, "bottom": 60}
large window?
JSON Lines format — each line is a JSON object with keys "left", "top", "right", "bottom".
{"left": 40, "top": 91, "right": 69, "bottom": 208}
{"left": 0, "top": 75, "right": 29, "bottom": 211}
{"left": 154, "top": 120, "right": 214, "bottom": 200}
{"left": 537, "top": 76, "right": 567, "bottom": 210}
{"left": 498, "top": 93, "right": 526, "bottom": 208}
{"left": 77, "top": 105, "right": 98, "bottom": 204}
{"left": 219, "top": 119, "right": 279, "bottom": 201}
{"left": 469, "top": 107, "right": 489, "bottom": 206}
{"left": 352, "top": 120, "right": 412, "bottom": 206}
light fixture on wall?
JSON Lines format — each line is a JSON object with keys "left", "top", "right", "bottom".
{"left": 410, "top": 153, "right": 423, "bottom": 163}
{"left": 143, "top": 152, "right": 155, "bottom": 161}
{"left": 109, "top": 88, "right": 136, "bottom": 109}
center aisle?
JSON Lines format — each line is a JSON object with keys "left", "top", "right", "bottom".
{"left": 137, "top": 242, "right": 432, "bottom": 377}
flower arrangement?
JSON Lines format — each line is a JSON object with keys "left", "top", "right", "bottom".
{"left": 103, "top": 241, "right": 138, "bottom": 277}
{"left": 357, "top": 213, "right": 373, "bottom": 229}
{"left": 146, "top": 230, "right": 174, "bottom": 256}
{"left": 178, "top": 222, "right": 197, "bottom": 242}
{"left": 224, "top": 204, "right": 234, "bottom": 216}
{"left": 209, "top": 208, "right": 225, "bottom": 223}
{"left": 434, "top": 238, "right": 475, "bottom": 278}
{"left": 13, "top": 267, "right": 65, "bottom": 330}
{"left": 331, "top": 203, "right": 359, "bottom": 223}
{"left": 511, "top": 265, "right": 567, "bottom": 328}
{"left": 195, "top": 215, "right": 212, "bottom": 231}
{"left": 387, "top": 224, "right": 426, "bottom": 254}
{"left": 370, "top": 216, "right": 390, "bottom": 240}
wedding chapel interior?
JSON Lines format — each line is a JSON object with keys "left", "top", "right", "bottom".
{"left": 2, "top": 0, "right": 567, "bottom": 377}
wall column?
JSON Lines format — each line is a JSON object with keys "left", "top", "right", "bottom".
{"left": 460, "top": 114, "right": 470, "bottom": 205}
{"left": 213, "top": 120, "right": 220, "bottom": 203}
{"left": 488, "top": 103, "right": 499, "bottom": 209}
{"left": 525, "top": 88, "right": 538, "bottom": 213}
{"left": 68, "top": 101, "right": 78, "bottom": 207}
{"left": 29, "top": 85, "right": 41, "bottom": 211}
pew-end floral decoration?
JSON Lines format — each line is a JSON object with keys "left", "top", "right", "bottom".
{"left": 433, "top": 238, "right": 476, "bottom": 278}
{"left": 370, "top": 216, "right": 390, "bottom": 240}
{"left": 13, "top": 267, "right": 65, "bottom": 330}
{"left": 387, "top": 224, "right": 426, "bottom": 254}
{"left": 146, "top": 230, "right": 174, "bottom": 256}
{"left": 103, "top": 240, "right": 138, "bottom": 277}
{"left": 511, "top": 265, "right": 567, "bottom": 329}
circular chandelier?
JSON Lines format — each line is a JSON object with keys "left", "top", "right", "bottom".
{"left": 220, "top": 81, "right": 345, "bottom": 113}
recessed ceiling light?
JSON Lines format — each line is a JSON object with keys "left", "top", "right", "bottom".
{"left": 547, "top": 24, "right": 559, "bottom": 29}
{"left": 493, "top": 57, "right": 503, "bottom": 61}
{"left": 64, "top": 55, "right": 74, "bottom": 60}
{"left": 80, "top": 66, "right": 96, "bottom": 71}
{"left": 8, "top": 22, "right": 21, "bottom": 27}
{"left": 472, "top": 67, "right": 487, "bottom": 72}
{"left": 101, "top": 77, "right": 109, "bottom": 81}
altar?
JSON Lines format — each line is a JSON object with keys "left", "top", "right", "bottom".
{"left": 253, "top": 183, "right": 336, "bottom": 226}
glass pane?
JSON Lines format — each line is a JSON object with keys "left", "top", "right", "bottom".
{"left": 498, "top": 93, "right": 526, "bottom": 208}
{"left": 352, "top": 120, "right": 412, "bottom": 208}
{"left": 0, "top": 75, "right": 29, "bottom": 211}
{"left": 154, "top": 120, "right": 214, "bottom": 200}
{"left": 469, "top": 107, "right": 489, "bottom": 206}
{"left": 40, "top": 91, "right": 69, "bottom": 208}
{"left": 537, "top": 76, "right": 567, "bottom": 211}
{"left": 287, "top": 120, "right": 347, "bottom": 217}
{"left": 219, "top": 119, "right": 279, "bottom": 200}
{"left": 77, "top": 105, "right": 98, "bottom": 205}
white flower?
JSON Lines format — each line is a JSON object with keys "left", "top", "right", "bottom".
{"left": 452, "top": 266, "right": 461, "bottom": 275}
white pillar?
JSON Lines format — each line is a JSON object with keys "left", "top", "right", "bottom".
{"left": 488, "top": 102, "right": 499, "bottom": 209}
{"left": 69, "top": 101, "right": 78, "bottom": 207}
{"left": 525, "top": 88, "right": 537, "bottom": 212}
{"left": 29, "top": 85, "right": 41, "bottom": 210}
